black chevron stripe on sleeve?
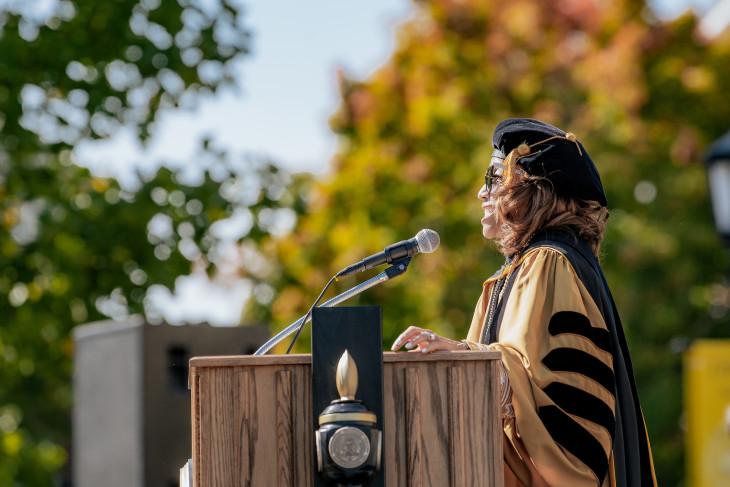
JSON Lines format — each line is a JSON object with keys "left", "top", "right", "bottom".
{"left": 542, "top": 382, "right": 615, "bottom": 436}
{"left": 548, "top": 311, "right": 611, "bottom": 354}
{"left": 542, "top": 347, "right": 615, "bottom": 395}
{"left": 538, "top": 405, "right": 610, "bottom": 482}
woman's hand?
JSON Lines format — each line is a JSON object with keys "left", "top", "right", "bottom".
{"left": 390, "top": 326, "right": 469, "bottom": 353}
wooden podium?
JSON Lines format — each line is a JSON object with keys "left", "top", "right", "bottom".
{"left": 189, "top": 351, "right": 503, "bottom": 486}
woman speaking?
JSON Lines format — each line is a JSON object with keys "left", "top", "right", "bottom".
{"left": 392, "top": 119, "right": 657, "bottom": 487}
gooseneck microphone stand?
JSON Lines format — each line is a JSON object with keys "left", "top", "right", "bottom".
{"left": 253, "top": 258, "right": 412, "bottom": 356}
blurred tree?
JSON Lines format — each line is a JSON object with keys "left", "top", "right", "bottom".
{"left": 0, "top": 0, "right": 309, "bottom": 485}
{"left": 257, "top": 0, "right": 730, "bottom": 485}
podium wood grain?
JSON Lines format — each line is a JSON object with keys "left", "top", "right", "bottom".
{"left": 189, "top": 351, "right": 502, "bottom": 486}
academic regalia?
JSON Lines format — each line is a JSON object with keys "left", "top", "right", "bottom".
{"left": 465, "top": 231, "right": 657, "bottom": 487}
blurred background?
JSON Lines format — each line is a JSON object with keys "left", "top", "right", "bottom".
{"left": 1, "top": 0, "right": 729, "bottom": 485}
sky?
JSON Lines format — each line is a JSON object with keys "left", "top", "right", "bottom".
{"left": 73, "top": 0, "right": 415, "bottom": 187}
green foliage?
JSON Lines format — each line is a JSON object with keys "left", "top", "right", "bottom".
{"left": 0, "top": 1, "right": 310, "bottom": 485}
{"left": 260, "top": 1, "right": 730, "bottom": 485}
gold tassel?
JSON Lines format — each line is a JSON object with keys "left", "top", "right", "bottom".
{"left": 504, "top": 150, "right": 518, "bottom": 186}
{"left": 505, "top": 132, "right": 583, "bottom": 184}
{"left": 516, "top": 142, "right": 531, "bottom": 156}
{"left": 563, "top": 132, "right": 582, "bottom": 156}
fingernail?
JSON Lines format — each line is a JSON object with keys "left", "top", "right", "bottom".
{"left": 421, "top": 346, "right": 428, "bottom": 353}
{"left": 405, "top": 341, "right": 413, "bottom": 349}
{"left": 394, "top": 338, "right": 401, "bottom": 347}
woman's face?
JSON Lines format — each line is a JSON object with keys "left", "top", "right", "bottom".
{"left": 478, "top": 164, "right": 504, "bottom": 239}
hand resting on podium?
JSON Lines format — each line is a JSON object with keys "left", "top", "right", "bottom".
{"left": 390, "top": 326, "right": 469, "bottom": 353}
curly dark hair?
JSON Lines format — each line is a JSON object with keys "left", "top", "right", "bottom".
{"left": 493, "top": 175, "right": 609, "bottom": 259}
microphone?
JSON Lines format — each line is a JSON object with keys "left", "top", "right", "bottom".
{"left": 335, "top": 229, "right": 440, "bottom": 277}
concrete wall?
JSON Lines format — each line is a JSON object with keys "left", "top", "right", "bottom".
{"left": 73, "top": 319, "right": 268, "bottom": 487}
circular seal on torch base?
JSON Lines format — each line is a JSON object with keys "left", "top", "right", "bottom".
{"left": 328, "top": 426, "right": 371, "bottom": 469}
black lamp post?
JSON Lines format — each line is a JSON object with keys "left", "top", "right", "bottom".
{"left": 705, "top": 130, "right": 730, "bottom": 249}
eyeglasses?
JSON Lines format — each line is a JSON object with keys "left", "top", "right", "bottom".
{"left": 485, "top": 164, "right": 503, "bottom": 194}
{"left": 484, "top": 160, "right": 525, "bottom": 194}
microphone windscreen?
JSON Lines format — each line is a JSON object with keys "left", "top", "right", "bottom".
{"left": 415, "top": 229, "right": 440, "bottom": 254}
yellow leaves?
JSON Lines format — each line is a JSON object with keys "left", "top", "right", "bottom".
{"left": 461, "top": 39, "right": 485, "bottom": 63}
{"left": 512, "top": 71, "right": 540, "bottom": 101}
{"left": 406, "top": 81, "right": 466, "bottom": 137}
{"left": 655, "top": 55, "right": 684, "bottom": 78}
{"left": 50, "top": 274, "right": 71, "bottom": 296}
{"left": 402, "top": 155, "right": 432, "bottom": 183}
{"left": 3, "top": 431, "right": 22, "bottom": 456}
{"left": 27, "top": 282, "right": 43, "bottom": 302}
{"left": 0, "top": 405, "right": 26, "bottom": 456}
{"left": 653, "top": 56, "right": 716, "bottom": 94}
{"left": 328, "top": 221, "right": 365, "bottom": 258}
{"left": 272, "top": 235, "right": 308, "bottom": 279}
{"left": 578, "top": 21, "right": 648, "bottom": 113}
{"left": 502, "top": 1, "right": 541, "bottom": 42}
{"left": 69, "top": 298, "right": 89, "bottom": 323}
{"left": 91, "top": 177, "right": 110, "bottom": 193}
{"left": 1, "top": 405, "right": 66, "bottom": 465}
{"left": 440, "top": 83, "right": 466, "bottom": 116}
{"left": 408, "top": 96, "right": 433, "bottom": 136}
{"left": 37, "top": 440, "right": 67, "bottom": 469}
{"left": 270, "top": 287, "right": 305, "bottom": 319}
{"left": 681, "top": 65, "right": 716, "bottom": 93}
{"left": 2, "top": 205, "right": 20, "bottom": 227}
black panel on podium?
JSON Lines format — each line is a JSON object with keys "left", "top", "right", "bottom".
{"left": 311, "top": 306, "right": 385, "bottom": 487}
